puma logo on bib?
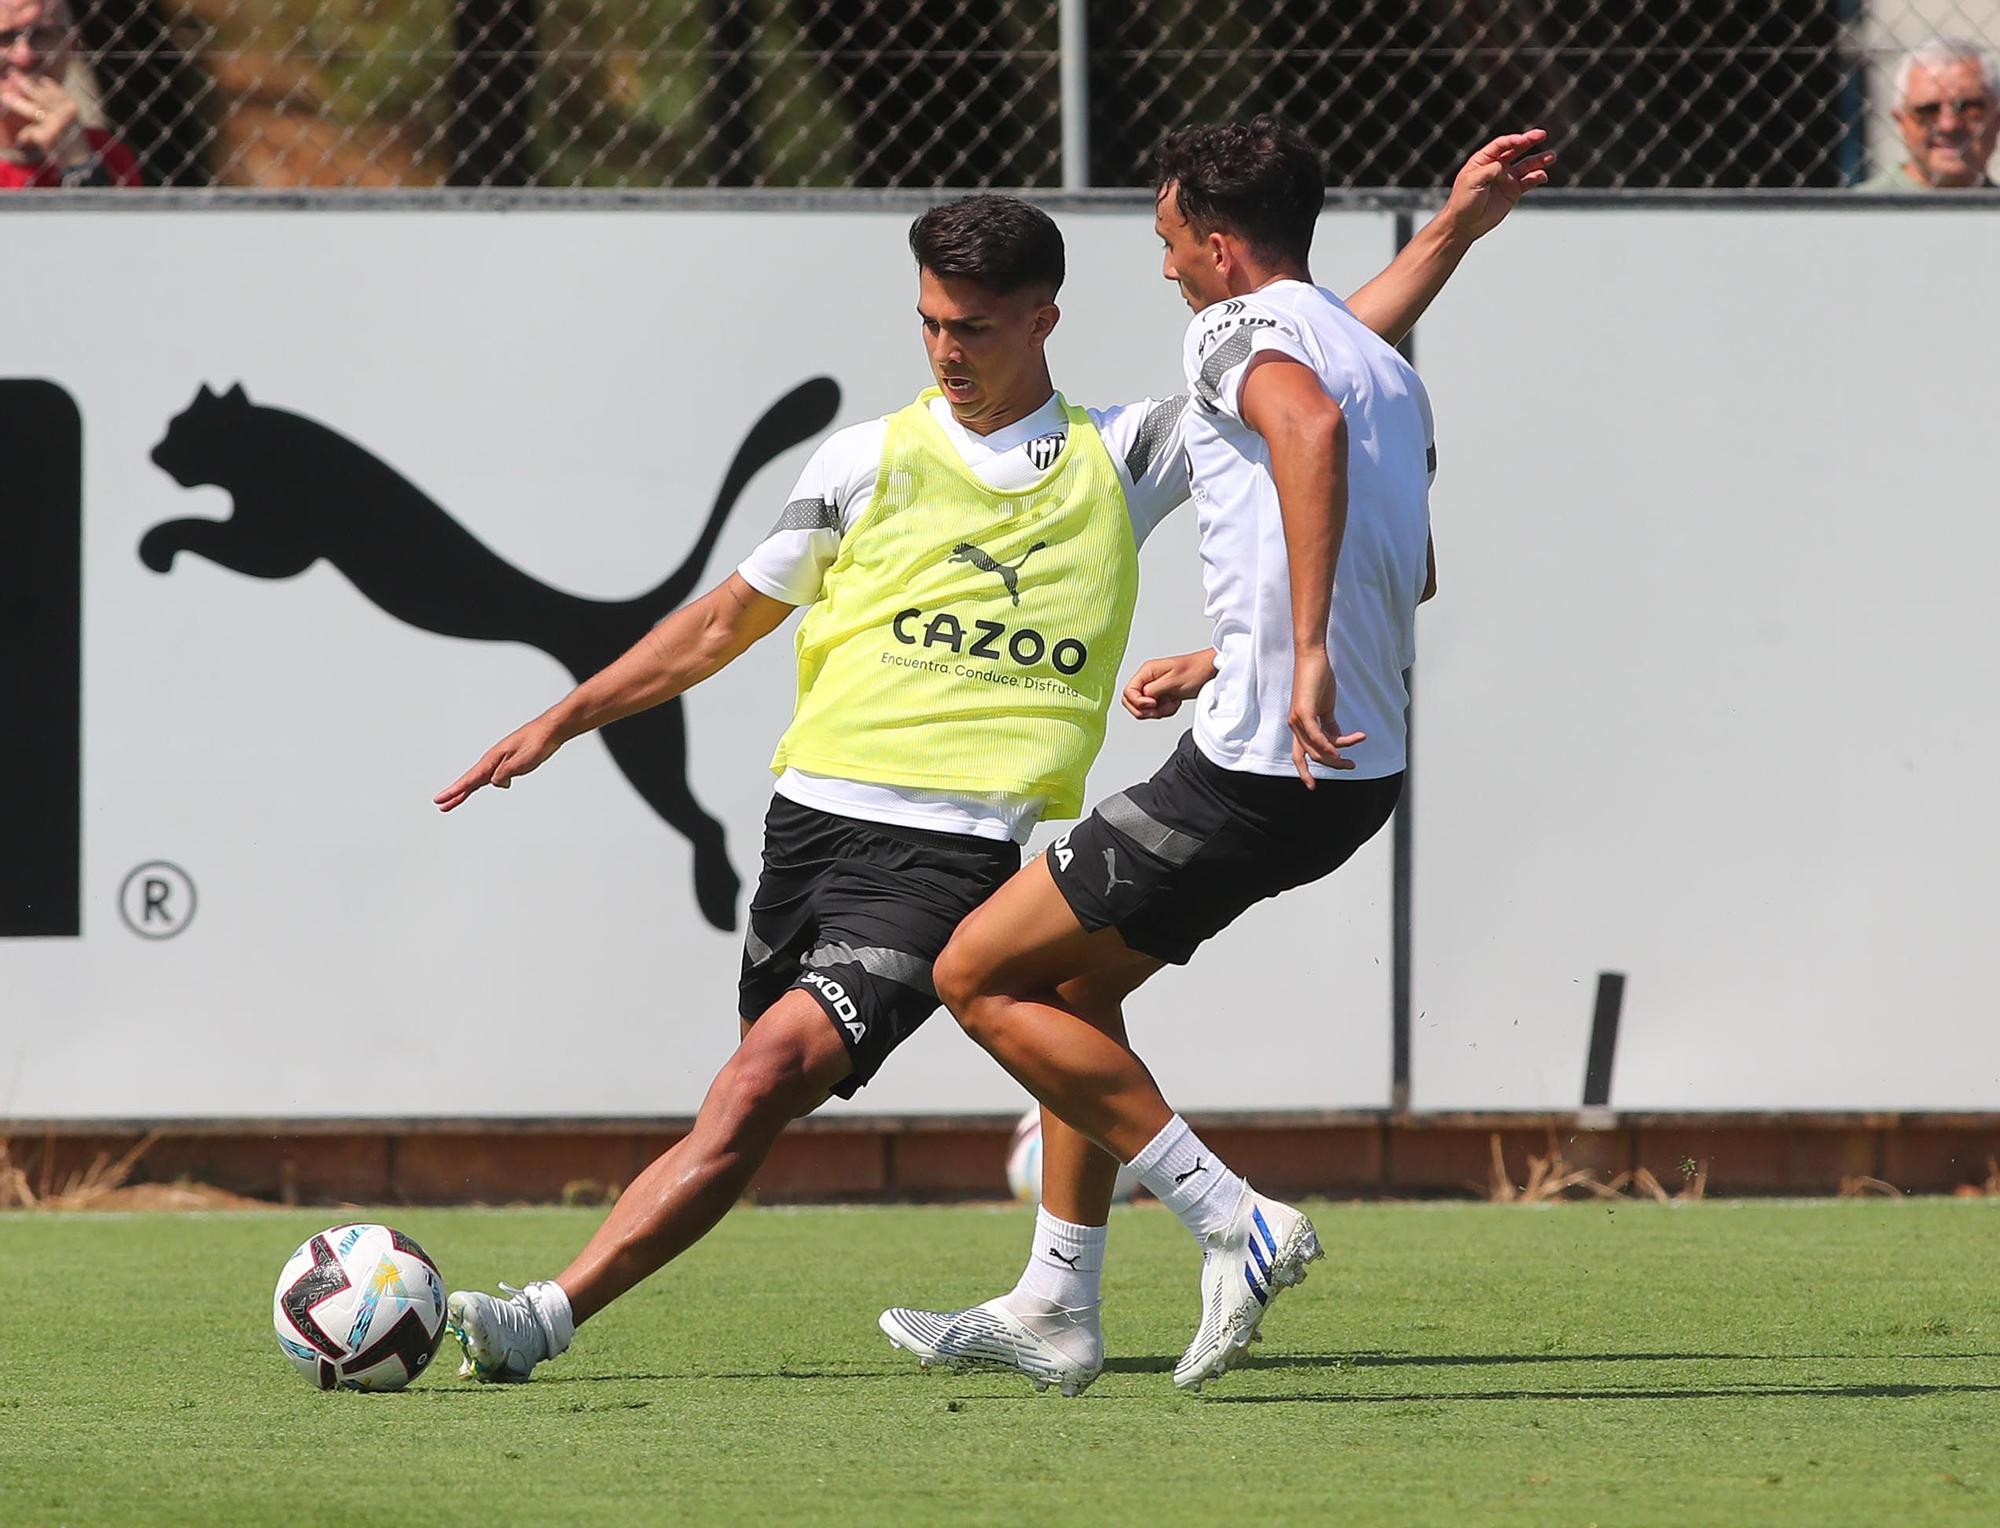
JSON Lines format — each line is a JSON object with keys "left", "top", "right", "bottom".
{"left": 948, "top": 539, "right": 1046, "bottom": 606}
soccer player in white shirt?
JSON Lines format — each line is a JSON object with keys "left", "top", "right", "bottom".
{"left": 886, "top": 119, "right": 1552, "bottom": 1392}
{"left": 429, "top": 172, "right": 1533, "bottom": 1385}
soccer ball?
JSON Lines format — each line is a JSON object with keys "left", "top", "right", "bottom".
{"left": 1005, "top": 1106, "right": 1142, "bottom": 1204}
{"left": 272, "top": 1223, "right": 448, "bottom": 1392}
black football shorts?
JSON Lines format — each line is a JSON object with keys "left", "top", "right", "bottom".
{"left": 1046, "top": 731, "right": 1402, "bottom": 965}
{"left": 738, "top": 795, "right": 1020, "bottom": 1098}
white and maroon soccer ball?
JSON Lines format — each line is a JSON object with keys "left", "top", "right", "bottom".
{"left": 1005, "top": 1106, "right": 1142, "bottom": 1205}
{"left": 272, "top": 1223, "right": 448, "bottom": 1392}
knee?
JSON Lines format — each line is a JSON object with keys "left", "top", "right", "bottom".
{"left": 932, "top": 935, "right": 989, "bottom": 1026}
{"left": 937, "top": 941, "right": 1015, "bottom": 1056}
{"left": 714, "top": 1027, "right": 819, "bottom": 1136}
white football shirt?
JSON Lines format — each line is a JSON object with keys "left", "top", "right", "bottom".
{"left": 738, "top": 390, "right": 1190, "bottom": 840}
{"left": 1180, "top": 280, "right": 1434, "bottom": 780}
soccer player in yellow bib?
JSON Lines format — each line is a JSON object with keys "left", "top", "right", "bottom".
{"left": 432, "top": 139, "right": 1550, "bottom": 1384}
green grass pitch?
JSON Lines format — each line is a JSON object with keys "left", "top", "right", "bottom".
{"left": 4, "top": 1199, "right": 1996, "bottom": 1525}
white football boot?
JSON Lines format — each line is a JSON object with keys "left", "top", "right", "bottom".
{"left": 447, "top": 1281, "right": 573, "bottom": 1383}
{"left": 880, "top": 1297, "right": 1103, "bottom": 1397}
{"left": 1172, "top": 1190, "right": 1322, "bottom": 1391}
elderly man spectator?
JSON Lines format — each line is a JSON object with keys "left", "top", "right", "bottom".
{"left": 0, "top": 0, "right": 141, "bottom": 187}
{"left": 1861, "top": 37, "right": 1998, "bottom": 191}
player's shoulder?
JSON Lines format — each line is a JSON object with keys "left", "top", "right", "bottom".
{"left": 1184, "top": 287, "right": 1313, "bottom": 366}
{"left": 787, "top": 415, "right": 890, "bottom": 518}
{"left": 1083, "top": 395, "right": 1188, "bottom": 449}
{"left": 1082, "top": 395, "right": 1191, "bottom": 494}
{"left": 818, "top": 414, "right": 891, "bottom": 458}
{"left": 802, "top": 415, "right": 890, "bottom": 479}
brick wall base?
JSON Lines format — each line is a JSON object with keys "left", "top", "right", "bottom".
{"left": 8, "top": 1112, "right": 2000, "bottom": 1205}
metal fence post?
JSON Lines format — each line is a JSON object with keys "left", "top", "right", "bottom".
{"left": 1060, "top": 0, "right": 1090, "bottom": 189}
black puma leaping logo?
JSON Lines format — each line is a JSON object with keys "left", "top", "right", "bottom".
{"left": 1173, "top": 1158, "right": 1207, "bottom": 1187}
{"left": 141, "top": 378, "right": 842, "bottom": 932}
{"left": 1103, "top": 847, "right": 1135, "bottom": 897}
{"left": 948, "top": 539, "right": 1046, "bottom": 606}
{"left": 1046, "top": 1247, "right": 1081, "bottom": 1269}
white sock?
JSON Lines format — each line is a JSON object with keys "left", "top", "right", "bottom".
{"left": 527, "top": 1280, "right": 576, "bottom": 1357}
{"left": 997, "top": 1209, "right": 1104, "bottom": 1371}
{"left": 1010, "top": 1207, "right": 1106, "bottom": 1313}
{"left": 1129, "top": 1115, "right": 1246, "bottom": 1242}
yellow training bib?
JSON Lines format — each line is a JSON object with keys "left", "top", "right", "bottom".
{"left": 772, "top": 391, "right": 1139, "bottom": 818}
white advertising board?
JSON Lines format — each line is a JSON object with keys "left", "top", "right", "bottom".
{"left": 1, "top": 207, "right": 1399, "bottom": 1118}
{"left": 1410, "top": 209, "right": 2000, "bottom": 1109}
{"left": 13, "top": 204, "right": 1992, "bottom": 1120}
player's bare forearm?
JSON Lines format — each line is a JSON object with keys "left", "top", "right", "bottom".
{"left": 548, "top": 574, "right": 790, "bottom": 742}
{"left": 434, "top": 573, "right": 791, "bottom": 811}
{"left": 1342, "top": 215, "right": 1474, "bottom": 348}
{"left": 1341, "top": 129, "right": 1555, "bottom": 346}
{"left": 1276, "top": 423, "right": 1346, "bottom": 651}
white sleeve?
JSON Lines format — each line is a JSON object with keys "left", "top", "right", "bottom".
{"left": 1184, "top": 304, "right": 1318, "bottom": 423}
{"left": 1088, "top": 396, "right": 1190, "bottom": 550}
{"left": 735, "top": 420, "right": 884, "bottom": 605}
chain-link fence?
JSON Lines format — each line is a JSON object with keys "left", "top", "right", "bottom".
{"left": 7, "top": 0, "right": 1998, "bottom": 190}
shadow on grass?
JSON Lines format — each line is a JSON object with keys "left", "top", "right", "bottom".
{"left": 1105, "top": 1352, "right": 1748, "bottom": 1375}
{"left": 422, "top": 1353, "right": 2000, "bottom": 1395}
{"left": 528, "top": 1368, "right": 912, "bottom": 1384}
{"left": 1207, "top": 1382, "right": 2000, "bottom": 1405}
{"left": 1114, "top": 1350, "right": 2000, "bottom": 1374}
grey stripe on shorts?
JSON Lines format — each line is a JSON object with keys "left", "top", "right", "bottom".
{"left": 804, "top": 940, "right": 936, "bottom": 997}
{"left": 1096, "top": 790, "right": 1204, "bottom": 866}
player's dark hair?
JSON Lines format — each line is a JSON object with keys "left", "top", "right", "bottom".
{"left": 908, "top": 195, "right": 1065, "bottom": 297}
{"left": 1152, "top": 115, "right": 1325, "bottom": 267}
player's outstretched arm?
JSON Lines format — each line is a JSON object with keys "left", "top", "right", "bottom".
{"left": 1342, "top": 129, "right": 1556, "bottom": 346}
{"left": 434, "top": 572, "right": 793, "bottom": 812}
{"left": 1239, "top": 355, "right": 1364, "bottom": 787}
{"left": 1122, "top": 648, "right": 1218, "bottom": 720}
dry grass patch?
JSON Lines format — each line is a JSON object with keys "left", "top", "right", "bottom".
{"left": 1486, "top": 1130, "right": 1708, "bottom": 1204}
{"left": 0, "top": 1130, "right": 163, "bottom": 1210}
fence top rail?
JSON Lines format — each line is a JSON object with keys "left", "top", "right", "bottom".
{"left": 6, "top": 188, "right": 2000, "bottom": 214}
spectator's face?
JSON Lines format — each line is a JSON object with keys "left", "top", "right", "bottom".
{"left": 1, "top": 0, "right": 70, "bottom": 84}
{"left": 1894, "top": 60, "right": 1997, "bottom": 187}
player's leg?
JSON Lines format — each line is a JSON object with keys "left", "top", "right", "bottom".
{"left": 941, "top": 740, "right": 1402, "bottom": 1387}
{"left": 446, "top": 795, "right": 853, "bottom": 1382}
{"left": 935, "top": 857, "right": 1171, "bottom": 1157}
{"left": 935, "top": 838, "right": 1301, "bottom": 1393}
{"left": 554, "top": 991, "right": 850, "bottom": 1320}
{"left": 1029, "top": 965, "right": 1158, "bottom": 1207}
{"left": 880, "top": 962, "right": 1156, "bottom": 1395}
{"left": 447, "top": 991, "right": 850, "bottom": 1381}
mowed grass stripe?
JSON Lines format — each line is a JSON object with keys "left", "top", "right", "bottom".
{"left": 2, "top": 1201, "right": 1995, "bottom": 1526}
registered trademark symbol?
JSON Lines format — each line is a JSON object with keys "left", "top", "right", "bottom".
{"left": 119, "top": 862, "right": 197, "bottom": 940}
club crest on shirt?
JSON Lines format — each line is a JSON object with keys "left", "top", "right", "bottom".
{"left": 1023, "top": 431, "right": 1065, "bottom": 471}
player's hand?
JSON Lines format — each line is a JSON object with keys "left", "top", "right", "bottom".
{"left": 1123, "top": 647, "right": 1219, "bottom": 719}
{"left": 1288, "top": 647, "right": 1364, "bottom": 788}
{"left": 0, "top": 73, "right": 85, "bottom": 163}
{"left": 434, "top": 719, "right": 563, "bottom": 812}
{"left": 1438, "top": 129, "right": 1556, "bottom": 243}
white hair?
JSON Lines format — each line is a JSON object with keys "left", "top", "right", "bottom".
{"left": 1894, "top": 36, "right": 2000, "bottom": 105}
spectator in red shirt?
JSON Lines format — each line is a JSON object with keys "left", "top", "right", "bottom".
{"left": 1, "top": 0, "right": 142, "bottom": 188}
